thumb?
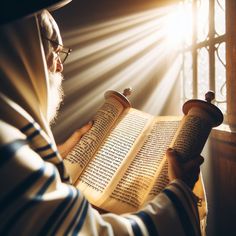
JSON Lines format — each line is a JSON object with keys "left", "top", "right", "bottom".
{"left": 166, "top": 148, "right": 179, "bottom": 163}
{"left": 166, "top": 148, "right": 182, "bottom": 182}
{"left": 183, "top": 155, "right": 204, "bottom": 170}
{"left": 73, "top": 121, "right": 93, "bottom": 140}
{"left": 58, "top": 121, "right": 93, "bottom": 158}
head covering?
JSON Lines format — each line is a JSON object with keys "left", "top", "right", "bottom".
{"left": 0, "top": 0, "right": 71, "bottom": 133}
{"left": 1, "top": 0, "right": 72, "bottom": 25}
{"left": 0, "top": 1, "right": 71, "bottom": 182}
{"left": 0, "top": 13, "right": 54, "bottom": 138}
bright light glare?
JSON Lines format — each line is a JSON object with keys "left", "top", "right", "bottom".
{"left": 54, "top": 6, "right": 184, "bottom": 141}
{"left": 164, "top": 2, "right": 192, "bottom": 47}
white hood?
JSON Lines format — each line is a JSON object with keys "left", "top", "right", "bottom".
{"left": 0, "top": 15, "right": 53, "bottom": 138}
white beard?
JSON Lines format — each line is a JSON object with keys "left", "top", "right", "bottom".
{"left": 48, "top": 71, "right": 64, "bottom": 125}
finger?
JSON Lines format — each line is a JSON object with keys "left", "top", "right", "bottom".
{"left": 57, "top": 121, "right": 93, "bottom": 158}
{"left": 166, "top": 148, "right": 178, "bottom": 162}
{"left": 183, "top": 155, "right": 204, "bottom": 170}
{"left": 74, "top": 121, "right": 93, "bottom": 140}
{"left": 166, "top": 148, "right": 183, "bottom": 181}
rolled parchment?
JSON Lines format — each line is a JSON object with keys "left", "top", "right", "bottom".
{"left": 171, "top": 91, "right": 224, "bottom": 161}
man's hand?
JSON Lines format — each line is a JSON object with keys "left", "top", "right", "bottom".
{"left": 166, "top": 148, "right": 204, "bottom": 189}
{"left": 57, "top": 121, "right": 93, "bottom": 159}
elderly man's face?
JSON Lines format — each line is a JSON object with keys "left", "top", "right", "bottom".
{"left": 38, "top": 10, "right": 65, "bottom": 124}
{"left": 46, "top": 39, "right": 64, "bottom": 125}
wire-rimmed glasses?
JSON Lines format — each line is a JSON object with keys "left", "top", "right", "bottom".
{"left": 43, "top": 37, "right": 72, "bottom": 64}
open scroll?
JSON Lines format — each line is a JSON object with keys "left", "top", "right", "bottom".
{"left": 64, "top": 89, "right": 223, "bottom": 214}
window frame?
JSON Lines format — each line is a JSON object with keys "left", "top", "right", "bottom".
{"left": 181, "top": 0, "right": 227, "bottom": 121}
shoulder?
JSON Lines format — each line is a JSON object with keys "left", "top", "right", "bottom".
{"left": 0, "top": 120, "right": 27, "bottom": 144}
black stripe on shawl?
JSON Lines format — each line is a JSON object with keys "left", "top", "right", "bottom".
{"left": 135, "top": 211, "right": 159, "bottom": 236}
{"left": 35, "top": 166, "right": 56, "bottom": 196}
{"left": 35, "top": 144, "right": 53, "bottom": 152}
{"left": 1, "top": 167, "right": 56, "bottom": 235}
{"left": 171, "top": 182, "right": 200, "bottom": 234}
{"left": 38, "top": 187, "right": 74, "bottom": 236}
{"left": 20, "top": 122, "right": 70, "bottom": 183}
{"left": 43, "top": 151, "right": 58, "bottom": 160}
{"left": 55, "top": 162, "right": 70, "bottom": 183}
{"left": 64, "top": 197, "right": 87, "bottom": 235}
{"left": 125, "top": 217, "right": 143, "bottom": 236}
{"left": 27, "top": 129, "right": 41, "bottom": 140}
{"left": 49, "top": 191, "right": 80, "bottom": 236}
{"left": 20, "top": 122, "right": 35, "bottom": 132}
{"left": 163, "top": 188, "right": 197, "bottom": 236}
{"left": 0, "top": 139, "right": 27, "bottom": 166}
{"left": 0, "top": 165, "right": 45, "bottom": 212}
{"left": 72, "top": 200, "right": 89, "bottom": 235}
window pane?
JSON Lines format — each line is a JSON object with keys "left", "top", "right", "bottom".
{"left": 215, "top": 42, "right": 226, "bottom": 113}
{"left": 215, "top": 0, "right": 225, "bottom": 35}
{"left": 181, "top": 0, "right": 226, "bottom": 113}
{"left": 198, "top": 47, "right": 209, "bottom": 99}
{"left": 183, "top": 52, "right": 193, "bottom": 99}
{"left": 197, "top": 0, "right": 209, "bottom": 42}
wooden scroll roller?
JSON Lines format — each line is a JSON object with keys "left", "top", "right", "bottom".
{"left": 104, "top": 88, "right": 132, "bottom": 108}
{"left": 170, "top": 91, "right": 224, "bottom": 162}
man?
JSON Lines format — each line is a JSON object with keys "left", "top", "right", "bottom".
{"left": 0, "top": 1, "right": 203, "bottom": 235}
{"left": 37, "top": 9, "right": 93, "bottom": 157}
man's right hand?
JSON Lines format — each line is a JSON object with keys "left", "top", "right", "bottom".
{"left": 166, "top": 148, "right": 204, "bottom": 189}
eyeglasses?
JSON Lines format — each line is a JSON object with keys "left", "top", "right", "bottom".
{"left": 43, "top": 37, "right": 72, "bottom": 64}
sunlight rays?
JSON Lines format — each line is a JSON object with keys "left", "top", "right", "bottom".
{"left": 65, "top": 29, "right": 167, "bottom": 94}
{"left": 142, "top": 55, "right": 183, "bottom": 113}
{"left": 63, "top": 5, "right": 181, "bottom": 97}
{"left": 53, "top": 3, "right": 185, "bottom": 141}
{"left": 63, "top": 6, "right": 171, "bottom": 44}
{"left": 66, "top": 18, "right": 165, "bottom": 65}
{"left": 163, "top": 1, "right": 193, "bottom": 47}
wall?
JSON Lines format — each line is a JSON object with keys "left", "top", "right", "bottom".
{"left": 202, "top": 129, "right": 236, "bottom": 236}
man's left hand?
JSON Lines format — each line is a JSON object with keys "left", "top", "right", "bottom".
{"left": 57, "top": 121, "right": 93, "bottom": 159}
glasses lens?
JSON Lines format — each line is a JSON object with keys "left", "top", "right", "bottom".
{"left": 43, "top": 37, "right": 72, "bottom": 64}
{"left": 59, "top": 48, "right": 72, "bottom": 64}
{"left": 58, "top": 52, "right": 67, "bottom": 64}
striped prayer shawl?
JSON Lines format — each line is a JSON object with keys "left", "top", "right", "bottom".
{"left": 0, "top": 119, "right": 201, "bottom": 236}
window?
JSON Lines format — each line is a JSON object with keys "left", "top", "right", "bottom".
{"left": 181, "top": 0, "right": 226, "bottom": 114}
